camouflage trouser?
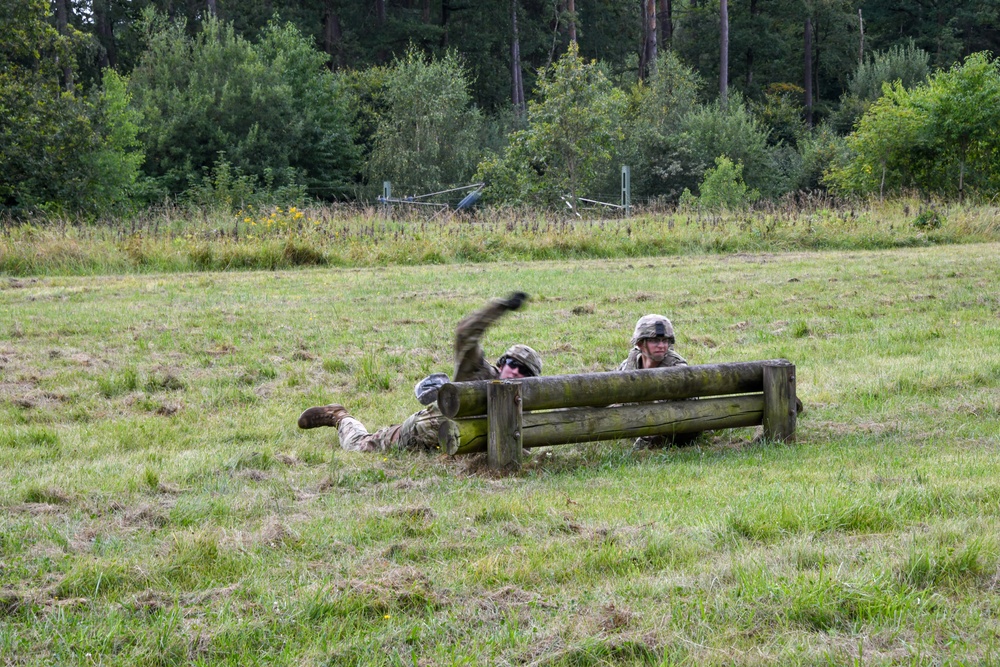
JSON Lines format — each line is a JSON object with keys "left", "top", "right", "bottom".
{"left": 337, "top": 405, "right": 445, "bottom": 454}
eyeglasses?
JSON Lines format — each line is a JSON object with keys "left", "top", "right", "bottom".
{"left": 504, "top": 358, "right": 534, "bottom": 376}
{"left": 641, "top": 336, "right": 673, "bottom": 345}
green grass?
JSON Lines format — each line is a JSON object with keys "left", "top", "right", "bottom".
{"left": 1, "top": 243, "right": 1000, "bottom": 664}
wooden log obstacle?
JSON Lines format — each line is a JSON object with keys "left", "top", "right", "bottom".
{"left": 437, "top": 359, "right": 797, "bottom": 471}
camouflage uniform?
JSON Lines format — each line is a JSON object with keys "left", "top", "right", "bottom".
{"left": 617, "top": 347, "right": 688, "bottom": 371}
{"left": 337, "top": 404, "right": 444, "bottom": 453}
{"left": 334, "top": 295, "right": 541, "bottom": 453}
{"left": 618, "top": 314, "right": 696, "bottom": 449}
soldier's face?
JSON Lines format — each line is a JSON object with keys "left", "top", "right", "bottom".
{"left": 500, "top": 358, "right": 530, "bottom": 379}
{"left": 639, "top": 337, "right": 671, "bottom": 362}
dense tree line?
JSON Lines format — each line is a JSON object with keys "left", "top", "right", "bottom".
{"left": 2, "top": 0, "right": 1000, "bottom": 215}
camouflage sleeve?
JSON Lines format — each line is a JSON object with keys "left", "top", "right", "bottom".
{"left": 453, "top": 294, "right": 526, "bottom": 382}
{"left": 618, "top": 348, "right": 642, "bottom": 371}
{"left": 666, "top": 350, "right": 688, "bottom": 366}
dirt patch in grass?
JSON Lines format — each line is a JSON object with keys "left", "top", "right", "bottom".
{"left": 256, "top": 521, "right": 302, "bottom": 549}
{"left": 121, "top": 504, "right": 171, "bottom": 529}
{"left": 183, "top": 584, "right": 240, "bottom": 606}
{"left": 126, "top": 589, "right": 174, "bottom": 616}
{"left": 327, "top": 566, "right": 444, "bottom": 615}
{"left": 10, "top": 502, "right": 68, "bottom": 516}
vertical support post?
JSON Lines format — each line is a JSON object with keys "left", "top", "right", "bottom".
{"left": 762, "top": 360, "right": 796, "bottom": 442}
{"left": 621, "top": 165, "right": 631, "bottom": 217}
{"left": 487, "top": 380, "right": 522, "bottom": 470}
{"left": 381, "top": 181, "right": 392, "bottom": 216}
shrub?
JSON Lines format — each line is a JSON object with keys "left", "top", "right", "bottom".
{"left": 364, "top": 48, "right": 483, "bottom": 193}
{"left": 913, "top": 208, "right": 944, "bottom": 229}
{"left": 129, "top": 13, "right": 358, "bottom": 202}
{"left": 697, "top": 156, "right": 759, "bottom": 210}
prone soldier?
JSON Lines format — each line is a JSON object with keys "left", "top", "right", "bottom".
{"left": 297, "top": 292, "right": 542, "bottom": 453}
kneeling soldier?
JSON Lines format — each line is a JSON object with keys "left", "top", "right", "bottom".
{"left": 297, "top": 292, "right": 542, "bottom": 453}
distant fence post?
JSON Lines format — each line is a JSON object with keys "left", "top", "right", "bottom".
{"left": 487, "top": 381, "right": 522, "bottom": 470}
{"left": 762, "top": 360, "right": 796, "bottom": 443}
{"left": 381, "top": 181, "right": 392, "bottom": 215}
{"left": 621, "top": 165, "right": 631, "bottom": 217}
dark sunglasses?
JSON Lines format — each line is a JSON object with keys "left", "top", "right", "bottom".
{"left": 503, "top": 358, "right": 534, "bottom": 376}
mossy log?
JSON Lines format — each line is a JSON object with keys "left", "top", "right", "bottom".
{"left": 437, "top": 360, "right": 782, "bottom": 419}
{"left": 439, "top": 394, "right": 765, "bottom": 455}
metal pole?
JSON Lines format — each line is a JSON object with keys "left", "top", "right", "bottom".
{"left": 621, "top": 165, "right": 631, "bottom": 217}
{"left": 382, "top": 181, "right": 392, "bottom": 216}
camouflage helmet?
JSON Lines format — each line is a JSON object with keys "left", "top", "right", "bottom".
{"left": 630, "top": 314, "right": 675, "bottom": 347}
{"left": 496, "top": 344, "right": 542, "bottom": 377}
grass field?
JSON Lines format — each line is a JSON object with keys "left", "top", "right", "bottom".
{"left": 2, "top": 242, "right": 999, "bottom": 665}
{"left": 2, "top": 200, "right": 998, "bottom": 276}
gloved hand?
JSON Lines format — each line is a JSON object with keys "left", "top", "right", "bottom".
{"left": 414, "top": 373, "right": 450, "bottom": 406}
{"left": 499, "top": 291, "right": 529, "bottom": 311}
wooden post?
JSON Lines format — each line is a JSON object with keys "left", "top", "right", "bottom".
{"left": 762, "top": 361, "right": 796, "bottom": 442}
{"left": 487, "top": 381, "right": 522, "bottom": 470}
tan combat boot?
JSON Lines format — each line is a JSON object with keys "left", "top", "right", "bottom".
{"left": 297, "top": 404, "right": 349, "bottom": 429}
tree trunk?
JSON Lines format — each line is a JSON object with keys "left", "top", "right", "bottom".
{"left": 658, "top": 0, "right": 672, "bottom": 46}
{"left": 323, "top": 2, "right": 345, "bottom": 69}
{"left": 858, "top": 8, "right": 864, "bottom": 67}
{"left": 720, "top": 0, "right": 728, "bottom": 107}
{"left": 814, "top": 18, "right": 822, "bottom": 111}
{"left": 745, "top": 0, "right": 758, "bottom": 88}
{"left": 567, "top": 0, "right": 577, "bottom": 43}
{"left": 441, "top": 0, "right": 451, "bottom": 47}
{"left": 645, "top": 0, "right": 657, "bottom": 79}
{"left": 423, "top": 0, "right": 431, "bottom": 23}
{"left": 376, "top": 0, "right": 386, "bottom": 25}
{"left": 804, "top": 16, "right": 813, "bottom": 128}
{"left": 94, "top": 0, "right": 117, "bottom": 69}
{"left": 206, "top": 0, "right": 217, "bottom": 17}
{"left": 511, "top": 0, "right": 526, "bottom": 117}
{"left": 54, "top": 0, "right": 73, "bottom": 91}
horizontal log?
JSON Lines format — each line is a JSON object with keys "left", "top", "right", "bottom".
{"left": 437, "top": 360, "right": 782, "bottom": 419}
{"left": 441, "top": 394, "right": 765, "bottom": 455}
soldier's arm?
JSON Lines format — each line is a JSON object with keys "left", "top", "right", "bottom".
{"left": 453, "top": 292, "right": 528, "bottom": 381}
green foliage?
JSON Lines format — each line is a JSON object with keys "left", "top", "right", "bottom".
{"left": 621, "top": 51, "right": 703, "bottom": 199}
{"left": 752, "top": 83, "right": 808, "bottom": 147}
{"left": 128, "top": 13, "right": 358, "bottom": 204}
{"left": 696, "top": 156, "right": 760, "bottom": 210}
{"left": 850, "top": 42, "right": 931, "bottom": 102}
{"left": 677, "top": 96, "right": 790, "bottom": 199}
{"left": 478, "top": 43, "right": 626, "bottom": 209}
{"left": 797, "top": 124, "right": 848, "bottom": 191}
{"left": 83, "top": 70, "right": 145, "bottom": 211}
{"left": 832, "top": 42, "right": 931, "bottom": 133}
{"left": 912, "top": 208, "right": 945, "bottom": 230}
{"left": 364, "top": 48, "right": 483, "bottom": 192}
{"left": 826, "top": 52, "right": 1000, "bottom": 198}
{"left": 0, "top": 0, "right": 144, "bottom": 215}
